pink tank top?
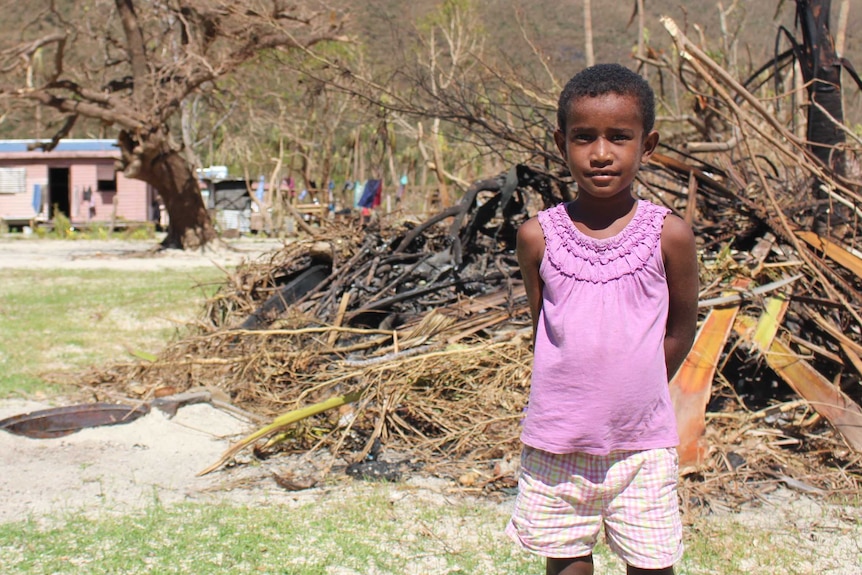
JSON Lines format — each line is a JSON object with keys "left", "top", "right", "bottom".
{"left": 520, "top": 200, "right": 680, "bottom": 455}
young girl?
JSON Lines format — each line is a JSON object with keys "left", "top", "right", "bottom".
{"left": 506, "top": 64, "right": 699, "bottom": 575}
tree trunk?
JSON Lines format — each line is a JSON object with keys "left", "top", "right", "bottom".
{"left": 118, "top": 130, "right": 216, "bottom": 250}
{"left": 431, "top": 118, "right": 450, "bottom": 208}
{"left": 834, "top": 0, "right": 849, "bottom": 57}
{"left": 584, "top": 0, "right": 595, "bottom": 67}
{"left": 637, "top": 0, "right": 646, "bottom": 78}
{"left": 796, "top": 0, "right": 847, "bottom": 232}
{"left": 798, "top": 0, "right": 845, "bottom": 170}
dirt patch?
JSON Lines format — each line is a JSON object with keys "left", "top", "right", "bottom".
{"left": 0, "top": 237, "right": 467, "bottom": 524}
{"left": 0, "top": 398, "right": 254, "bottom": 521}
{"left": 0, "top": 237, "right": 286, "bottom": 271}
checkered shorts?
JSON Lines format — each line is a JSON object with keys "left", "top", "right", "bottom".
{"left": 505, "top": 446, "right": 683, "bottom": 569}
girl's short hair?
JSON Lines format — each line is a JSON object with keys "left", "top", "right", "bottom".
{"left": 557, "top": 63, "right": 656, "bottom": 134}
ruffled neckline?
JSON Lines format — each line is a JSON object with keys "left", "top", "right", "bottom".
{"left": 538, "top": 200, "right": 668, "bottom": 283}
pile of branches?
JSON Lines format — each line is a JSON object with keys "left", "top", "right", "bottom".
{"left": 81, "top": 34, "right": 862, "bottom": 512}
{"left": 80, "top": 144, "right": 861, "bottom": 509}
{"left": 83, "top": 165, "right": 557, "bottom": 483}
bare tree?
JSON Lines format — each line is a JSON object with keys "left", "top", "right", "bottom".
{"left": 300, "top": 1, "right": 565, "bottom": 187}
{"left": 777, "top": 0, "right": 858, "bottom": 231}
{"left": 0, "top": 1, "right": 346, "bottom": 249}
{"left": 628, "top": 0, "right": 647, "bottom": 77}
{"left": 225, "top": 65, "right": 364, "bottom": 228}
{"left": 414, "top": 0, "right": 484, "bottom": 208}
{"left": 583, "top": 0, "right": 595, "bottom": 67}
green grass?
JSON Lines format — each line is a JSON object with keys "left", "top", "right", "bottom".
{"left": 0, "top": 267, "right": 227, "bottom": 398}
{"left": 0, "top": 486, "right": 546, "bottom": 574}
{"left": 1, "top": 484, "right": 848, "bottom": 575}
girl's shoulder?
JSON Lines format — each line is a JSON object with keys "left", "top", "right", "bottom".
{"left": 637, "top": 198, "right": 671, "bottom": 219}
{"left": 660, "top": 211, "right": 696, "bottom": 253}
{"left": 517, "top": 215, "right": 545, "bottom": 246}
{"left": 516, "top": 215, "right": 546, "bottom": 265}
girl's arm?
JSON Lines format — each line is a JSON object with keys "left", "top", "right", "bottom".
{"left": 516, "top": 217, "right": 546, "bottom": 346}
{"left": 661, "top": 214, "right": 699, "bottom": 380}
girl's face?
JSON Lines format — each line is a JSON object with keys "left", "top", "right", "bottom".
{"left": 554, "top": 93, "right": 659, "bottom": 201}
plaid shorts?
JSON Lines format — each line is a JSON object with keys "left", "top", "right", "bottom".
{"left": 505, "top": 446, "right": 683, "bottom": 569}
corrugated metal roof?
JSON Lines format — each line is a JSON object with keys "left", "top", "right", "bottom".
{"left": 0, "top": 139, "right": 119, "bottom": 153}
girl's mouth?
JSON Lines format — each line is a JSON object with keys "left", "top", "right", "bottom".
{"left": 588, "top": 172, "right": 618, "bottom": 184}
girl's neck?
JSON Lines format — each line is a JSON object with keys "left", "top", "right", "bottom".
{"left": 568, "top": 193, "right": 637, "bottom": 232}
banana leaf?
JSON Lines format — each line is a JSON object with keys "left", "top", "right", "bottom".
{"left": 796, "top": 231, "right": 862, "bottom": 277}
{"left": 670, "top": 280, "right": 748, "bottom": 470}
{"left": 737, "top": 315, "right": 862, "bottom": 452}
{"left": 198, "top": 391, "right": 363, "bottom": 476}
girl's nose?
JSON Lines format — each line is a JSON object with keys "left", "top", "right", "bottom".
{"left": 591, "top": 140, "right": 612, "bottom": 164}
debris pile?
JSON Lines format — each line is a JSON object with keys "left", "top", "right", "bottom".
{"left": 79, "top": 46, "right": 862, "bottom": 510}
{"left": 79, "top": 144, "right": 862, "bottom": 508}
{"left": 84, "top": 167, "right": 548, "bottom": 485}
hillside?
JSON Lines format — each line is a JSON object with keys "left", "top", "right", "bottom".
{"left": 347, "top": 0, "right": 861, "bottom": 124}
{"left": 0, "top": 2, "right": 858, "bottom": 145}
{"left": 350, "top": 1, "right": 860, "bottom": 73}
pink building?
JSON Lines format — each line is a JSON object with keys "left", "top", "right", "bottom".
{"left": 0, "top": 139, "right": 156, "bottom": 229}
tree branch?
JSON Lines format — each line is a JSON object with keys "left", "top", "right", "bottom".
{"left": 14, "top": 88, "right": 144, "bottom": 131}
{"left": 114, "top": 0, "right": 151, "bottom": 103}
{"left": 0, "top": 32, "right": 66, "bottom": 73}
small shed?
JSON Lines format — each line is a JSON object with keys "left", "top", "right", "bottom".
{"left": 200, "top": 178, "right": 254, "bottom": 233}
{"left": 0, "top": 139, "right": 156, "bottom": 229}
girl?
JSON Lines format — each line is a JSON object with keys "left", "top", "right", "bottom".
{"left": 506, "top": 64, "right": 699, "bottom": 575}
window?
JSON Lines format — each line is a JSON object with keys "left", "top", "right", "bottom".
{"left": 0, "top": 167, "right": 26, "bottom": 194}
{"left": 96, "top": 163, "right": 117, "bottom": 192}
{"left": 97, "top": 177, "right": 117, "bottom": 192}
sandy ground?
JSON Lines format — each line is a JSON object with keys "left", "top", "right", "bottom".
{"left": 1, "top": 237, "right": 860, "bottom": 573}
{"left": 0, "top": 236, "right": 287, "bottom": 271}
{"left": 0, "top": 398, "right": 264, "bottom": 521}
{"left": 0, "top": 237, "right": 331, "bottom": 522}
{"left": 0, "top": 237, "right": 472, "bottom": 523}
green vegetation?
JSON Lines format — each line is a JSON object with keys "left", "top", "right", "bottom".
{"left": 0, "top": 484, "right": 846, "bottom": 574}
{"left": 30, "top": 221, "right": 157, "bottom": 241}
{"left": 0, "top": 488, "right": 541, "bottom": 574}
{"left": 0, "top": 266, "right": 225, "bottom": 397}
{"left": 682, "top": 519, "right": 798, "bottom": 574}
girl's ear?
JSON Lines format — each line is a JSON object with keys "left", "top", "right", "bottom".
{"left": 641, "top": 129, "right": 660, "bottom": 162}
{"left": 553, "top": 129, "right": 566, "bottom": 157}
